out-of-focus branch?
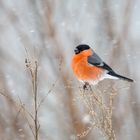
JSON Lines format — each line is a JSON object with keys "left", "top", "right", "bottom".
{"left": 41, "top": 0, "right": 85, "bottom": 136}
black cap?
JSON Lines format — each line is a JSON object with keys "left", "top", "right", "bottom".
{"left": 74, "top": 44, "right": 90, "bottom": 54}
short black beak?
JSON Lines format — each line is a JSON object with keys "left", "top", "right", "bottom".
{"left": 74, "top": 48, "right": 79, "bottom": 54}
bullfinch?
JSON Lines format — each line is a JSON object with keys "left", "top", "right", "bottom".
{"left": 71, "top": 44, "right": 133, "bottom": 87}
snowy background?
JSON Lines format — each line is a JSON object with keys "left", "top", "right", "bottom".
{"left": 0, "top": 0, "right": 140, "bottom": 140}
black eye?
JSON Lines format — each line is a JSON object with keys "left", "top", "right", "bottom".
{"left": 74, "top": 48, "right": 80, "bottom": 54}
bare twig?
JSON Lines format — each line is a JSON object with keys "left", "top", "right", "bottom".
{"left": 75, "top": 84, "right": 118, "bottom": 140}
{"left": 25, "top": 59, "right": 39, "bottom": 140}
{"left": 38, "top": 79, "right": 58, "bottom": 109}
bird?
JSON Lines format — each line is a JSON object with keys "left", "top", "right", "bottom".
{"left": 71, "top": 44, "right": 133, "bottom": 88}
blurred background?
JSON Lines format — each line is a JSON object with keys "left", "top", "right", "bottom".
{"left": 0, "top": 0, "right": 140, "bottom": 140}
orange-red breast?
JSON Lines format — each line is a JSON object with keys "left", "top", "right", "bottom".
{"left": 71, "top": 44, "right": 133, "bottom": 85}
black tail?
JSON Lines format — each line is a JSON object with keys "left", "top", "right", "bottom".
{"left": 108, "top": 71, "right": 133, "bottom": 82}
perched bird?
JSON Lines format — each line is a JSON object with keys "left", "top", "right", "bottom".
{"left": 71, "top": 44, "right": 133, "bottom": 87}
